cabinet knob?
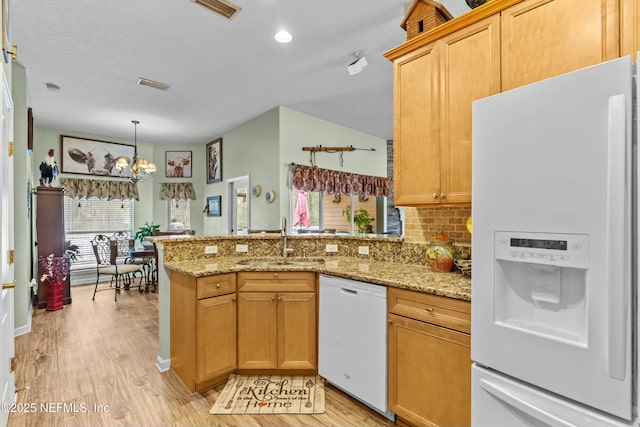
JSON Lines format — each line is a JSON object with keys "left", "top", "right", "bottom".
{"left": 278, "top": 296, "right": 283, "bottom": 302}
{"left": 271, "top": 296, "right": 276, "bottom": 302}
{"left": 274, "top": 273, "right": 279, "bottom": 279}
{"left": 388, "top": 318, "right": 393, "bottom": 324}
{"left": 216, "top": 283, "right": 221, "bottom": 288}
{"left": 426, "top": 306, "right": 434, "bottom": 313}
{"left": 231, "top": 297, "right": 236, "bottom": 303}
{"left": 432, "top": 193, "right": 438, "bottom": 199}
{"left": 440, "top": 193, "right": 446, "bottom": 199}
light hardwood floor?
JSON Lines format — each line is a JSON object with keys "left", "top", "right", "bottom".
{"left": 9, "top": 284, "right": 396, "bottom": 427}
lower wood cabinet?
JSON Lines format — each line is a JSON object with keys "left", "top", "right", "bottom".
{"left": 196, "top": 293, "right": 237, "bottom": 384}
{"left": 237, "top": 271, "right": 317, "bottom": 372}
{"left": 170, "top": 271, "right": 237, "bottom": 392}
{"left": 388, "top": 288, "right": 471, "bottom": 427}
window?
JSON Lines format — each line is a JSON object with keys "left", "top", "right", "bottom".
{"left": 290, "top": 189, "right": 381, "bottom": 235}
{"left": 167, "top": 199, "right": 190, "bottom": 231}
{"left": 292, "top": 190, "right": 320, "bottom": 231}
{"left": 64, "top": 197, "right": 134, "bottom": 271}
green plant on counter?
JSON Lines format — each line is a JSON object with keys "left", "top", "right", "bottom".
{"left": 342, "top": 205, "right": 374, "bottom": 234}
{"left": 135, "top": 222, "right": 160, "bottom": 242}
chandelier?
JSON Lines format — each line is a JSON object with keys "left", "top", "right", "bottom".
{"left": 115, "top": 120, "right": 156, "bottom": 183}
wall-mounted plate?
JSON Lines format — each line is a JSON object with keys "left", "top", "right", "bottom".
{"left": 265, "top": 190, "right": 276, "bottom": 203}
{"left": 252, "top": 185, "right": 262, "bottom": 197}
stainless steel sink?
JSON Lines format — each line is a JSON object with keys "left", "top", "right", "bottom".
{"left": 287, "top": 259, "right": 325, "bottom": 266}
{"left": 236, "top": 258, "right": 325, "bottom": 267}
{"left": 236, "top": 259, "right": 290, "bottom": 266}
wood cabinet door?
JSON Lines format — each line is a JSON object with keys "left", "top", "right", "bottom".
{"left": 276, "top": 292, "right": 317, "bottom": 370}
{"left": 237, "top": 292, "right": 278, "bottom": 369}
{"left": 388, "top": 313, "right": 471, "bottom": 427}
{"left": 439, "top": 15, "right": 500, "bottom": 205}
{"left": 393, "top": 41, "right": 440, "bottom": 206}
{"left": 196, "top": 293, "right": 237, "bottom": 383}
{"left": 501, "top": 0, "right": 620, "bottom": 91}
{"left": 621, "top": 0, "right": 639, "bottom": 57}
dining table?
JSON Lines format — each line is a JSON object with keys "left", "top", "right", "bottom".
{"left": 127, "top": 245, "right": 157, "bottom": 293}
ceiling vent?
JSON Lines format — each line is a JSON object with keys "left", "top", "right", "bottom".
{"left": 136, "top": 77, "right": 170, "bottom": 91}
{"left": 193, "top": 0, "right": 241, "bottom": 19}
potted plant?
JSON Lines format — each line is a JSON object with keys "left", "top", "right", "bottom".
{"left": 135, "top": 222, "right": 160, "bottom": 247}
{"left": 64, "top": 240, "right": 81, "bottom": 263}
{"left": 342, "top": 206, "right": 374, "bottom": 234}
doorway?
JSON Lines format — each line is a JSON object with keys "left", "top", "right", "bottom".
{"left": 226, "top": 176, "right": 250, "bottom": 234}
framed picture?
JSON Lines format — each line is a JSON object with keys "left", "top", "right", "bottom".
{"left": 207, "top": 195, "right": 222, "bottom": 217}
{"left": 61, "top": 135, "right": 135, "bottom": 177}
{"left": 206, "top": 138, "right": 222, "bottom": 184}
{"left": 165, "top": 151, "right": 192, "bottom": 178}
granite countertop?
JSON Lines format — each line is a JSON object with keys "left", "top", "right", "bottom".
{"left": 164, "top": 256, "right": 471, "bottom": 301}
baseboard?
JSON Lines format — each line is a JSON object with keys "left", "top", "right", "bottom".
{"left": 156, "top": 356, "right": 171, "bottom": 373}
{"left": 14, "top": 303, "right": 32, "bottom": 337}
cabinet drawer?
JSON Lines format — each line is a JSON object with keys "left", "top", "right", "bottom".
{"left": 197, "top": 273, "right": 237, "bottom": 299}
{"left": 237, "top": 272, "right": 316, "bottom": 292}
{"left": 388, "top": 288, "right": 470, "bottom": 334}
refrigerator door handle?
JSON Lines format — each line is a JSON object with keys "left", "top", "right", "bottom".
{"left": 606, "top": 94, "right": 628, "bottom": 381}
{"left": 479, "top": 378, "right": 576, "bottom": 427}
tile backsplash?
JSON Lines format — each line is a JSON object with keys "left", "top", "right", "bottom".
{"left": 403, "top": 206, "right": 472, "bottom": 245}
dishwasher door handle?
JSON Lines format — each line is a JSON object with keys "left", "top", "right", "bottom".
{"left": 340, "top": 287, "right": 358, "bottom": 295}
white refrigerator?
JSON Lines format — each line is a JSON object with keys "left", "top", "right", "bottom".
{"left": 472, "top": 55, "right": 638, "bottom": 426}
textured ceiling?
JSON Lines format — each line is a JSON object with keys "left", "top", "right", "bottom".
{"left": 11, "top": 0, "right": 470, "bottom": 145}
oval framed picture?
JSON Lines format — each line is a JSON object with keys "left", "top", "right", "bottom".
{"left": 265, "top": 190, "right": 276, "bottom": 203}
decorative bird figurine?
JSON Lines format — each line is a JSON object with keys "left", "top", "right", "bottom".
{"left": 39, "top": 148, "right": 59, "bottom": 186}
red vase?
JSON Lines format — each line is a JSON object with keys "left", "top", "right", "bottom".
{"left": 46, "top": 282, "right": 64, "bottom": 311}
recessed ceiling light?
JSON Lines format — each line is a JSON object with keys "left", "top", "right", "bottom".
{"left": 274, "top": 30, "right": 293, "bottom": 43}
{"left": 45, "top": 82, "right": 60, "bottom": 92}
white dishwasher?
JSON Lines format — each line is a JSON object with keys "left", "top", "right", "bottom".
{"left": 318, "top": 274, "right": 395, "bottom": 421}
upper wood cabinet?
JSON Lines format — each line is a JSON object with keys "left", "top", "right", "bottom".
{"left": 439, "top": 15, "right": 501, "bottom": 204}
{"left": 391, "top": 15, "right": 500, "bottom": 206}
{"left": 621, "top": 0, "right": 639, "bottom": 57}
{"left": 394, "top": 41, "right": 439, "bottom": 206}
{"left": 387, "top": 0, "right": 628, "bottom": 207}
{"left": 501, "top": 0, "right": 620, "bottom": 90}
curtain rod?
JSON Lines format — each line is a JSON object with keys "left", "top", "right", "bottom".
{"left": 301, "top": 145, "right": 376, "bottom": 152}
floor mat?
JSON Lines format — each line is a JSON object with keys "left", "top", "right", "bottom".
{"left": 209, "top": 374, "right": 325, "bottom": 415}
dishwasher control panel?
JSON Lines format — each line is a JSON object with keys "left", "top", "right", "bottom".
{"left": 319, "top": 275, "right": 386, "bottom": 297}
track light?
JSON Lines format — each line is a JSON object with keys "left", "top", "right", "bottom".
{"left": 347, "top": 51, "right": 368, "bottom": 76}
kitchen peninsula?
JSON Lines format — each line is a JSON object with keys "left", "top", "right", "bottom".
{"left": 155, "top": 233, "right": 471, "bottom": 426}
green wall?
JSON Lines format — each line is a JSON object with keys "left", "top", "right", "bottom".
{"left": 202, "top": 107, "right": 280, "bottom": 235}
{"left": 11, "top": 62, "right": 32, "bottom": 335}
{"left": 278, "top": 107, "right": 388, "bottom": 221}
{"left": 200, "top": 106, "right": 388, "bottom": 235}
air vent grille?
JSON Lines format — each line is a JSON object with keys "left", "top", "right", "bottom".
{"left": 193, "top": 0, "right": 241, "bottom": 19}
{"left": 137, "top": 78, "right": 170, "bottom": 91}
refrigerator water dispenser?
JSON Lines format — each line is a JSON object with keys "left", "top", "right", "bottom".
{"left": 493, "top": 231, "right": 589, "bottom": 347}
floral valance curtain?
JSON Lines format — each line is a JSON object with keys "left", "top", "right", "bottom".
{"left": 159, "top": 182, "right": 196, "bottom": 201}
{"left": 291, "top": 163, "right": 391, "bottom": 197}
{"left": 58, "top": 177, "right": 139, "bottom": 201}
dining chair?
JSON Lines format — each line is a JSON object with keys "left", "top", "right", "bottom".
{"left": 91, "top": 234, "right": 143, "bottom": 301}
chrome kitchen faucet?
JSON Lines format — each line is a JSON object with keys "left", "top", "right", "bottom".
{"left": 281, "top": 216, "right": 294, "bottom": 258}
